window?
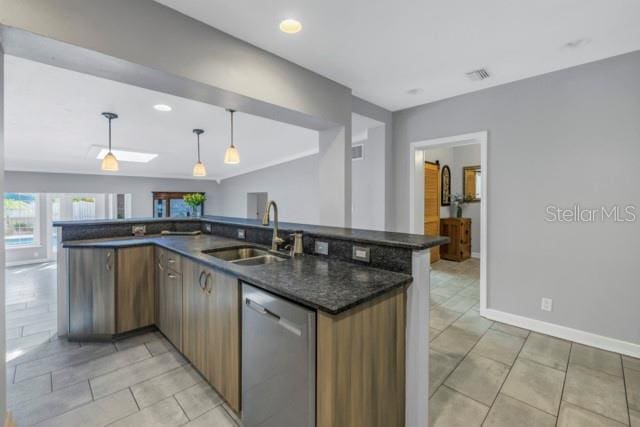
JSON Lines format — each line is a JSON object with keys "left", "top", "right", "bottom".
{"left": 72, "top": 196, "right": 97, "bottom": 220}
{"left": 4, "top": 193, "right": 39, "bottom": 247}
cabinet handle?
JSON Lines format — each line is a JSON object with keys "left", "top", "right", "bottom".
{"left": 157, "top": 262, "right": 164, "bottom": 271}
{"left": 106, "top": 251, "right": 113, "bottom": 271}
{"left": 167, "top": 258, "right": 176, "bottom": 264}
{"left": 168, "top": 273, "right": 177, "bottom": 279}
{"left": 199, "top": 271, "right": 207, "bottom": 290}
{"left": 205, "top": 273, "right": 213, "bottom": 294}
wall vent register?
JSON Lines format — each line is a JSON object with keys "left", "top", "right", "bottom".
{"left": 351, "top": 144, "right": 364, "bottom": 161}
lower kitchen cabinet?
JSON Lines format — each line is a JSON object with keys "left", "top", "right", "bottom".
{"left": 182, "top": 258, "right": 209, "bottom": 370}
{"left": 182, "top": 258, "right": 241, "bottom": 413}
{"left": 69, "top": 246, "right": 156, "bottom": 338}
{"left": 116, "top": 246, "right": 155, "bottom": 333}
{"left": 205, "top": 269, "right": 240, "bottom": 413}
{"left": 156, "top": 251, "right": 183, "bottom": 351}
{"left": 69, "top": 248, "right": 116, "bottom": 337}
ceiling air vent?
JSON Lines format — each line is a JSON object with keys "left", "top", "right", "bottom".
{"left": 351, "top": 144, "right": 364, "bottom": 161}
{"left": 466, "top": 68, "right": 490, "bottom": 82}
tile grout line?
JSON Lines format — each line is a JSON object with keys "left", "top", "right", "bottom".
{"left": 554, "top": 342, "right": 572, "bottom": 426}
{"left": 173, "top": 394, "right": 191, "bottom": 421}
{"left": 430, "top": 307, "right": 489, "bottom": 400}
{"left": 130, "top": 386, "right": 142, "bottom": 411}
{"left": 479, "top": 326, "right": 531, "bottom": 425}
{"left": 622, "top": 355, "right": 632, "bottom": 427}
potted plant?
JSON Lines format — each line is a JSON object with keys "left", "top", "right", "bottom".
{"left": 183, "top": 193, "right": 206, "bottom": 217}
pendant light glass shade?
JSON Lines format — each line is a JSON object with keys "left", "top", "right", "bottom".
{"left": 224, "top": 146, "right": 240, "bottom": 164}
{"left": 101, "top": 112, "right": 119, "bottom": 172}
{"left": 193, "top": 161, "right": 207, "bottom": 177}
{"left": 101, "top": 152, "right": 119, "bottom": 171}
{"left": 224, "top": 109, "right": 240, "bottom": 164}
{"left": 192, "top": 129, "right": 207, "bottom": 177}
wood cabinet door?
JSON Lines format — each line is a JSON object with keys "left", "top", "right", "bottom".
{"left": 69, "top": 248, "right": 116, "bottom": 336}
{"left": 205, "top": 270, "right": 241, "bottom": 413}
{"left": 182, "top": 258, "right": 209, "bottom": 373}
{"left": 116, "top": 246, "right": 155, "bottom": 333}
{"left": 157, "top": 263, "right": 183, "bottom": 351}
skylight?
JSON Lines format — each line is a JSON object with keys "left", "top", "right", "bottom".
{"left": 96, "top": 148, "right": 158, "bottom": 163}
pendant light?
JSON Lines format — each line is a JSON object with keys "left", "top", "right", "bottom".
{"left": 101, "top": 112, "right": 119, "bottom": 172}
{"left": 192, "top": 129, "right": 207, "bottom": 177}
{"left": 224, "top": 109, "right": 240, "bottom": 164}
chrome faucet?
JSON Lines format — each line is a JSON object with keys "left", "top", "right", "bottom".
{"left": 262, "top": 200, "right": 284, "bottom": 251}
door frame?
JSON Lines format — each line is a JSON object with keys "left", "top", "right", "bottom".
{"left": 409, "top": 131, "right": 488, "bottom": 313}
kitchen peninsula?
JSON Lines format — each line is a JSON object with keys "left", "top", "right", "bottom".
{"left": 54, "top": 215, "right": 447, "bottom": 427}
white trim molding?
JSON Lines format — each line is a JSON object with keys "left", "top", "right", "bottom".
{"left": 483, "top": 308, "right": 640, "bottom": 358}
{"left": 471, "top": 252, "right": 480, "bottom": 259}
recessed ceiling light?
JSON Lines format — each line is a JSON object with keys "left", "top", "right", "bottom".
{"left": 279, "top": 19, "right": 302, "bottom": 34}
{"left": 96, "top": 148, "right": 158, "bottom": 163}
{"left": 406, "top": 88, "right": 424, "bottom": 95}
{"left": 153, "top": 104, "right": 172, "bottom": 112}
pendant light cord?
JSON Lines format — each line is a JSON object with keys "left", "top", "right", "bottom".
{"left": 108, "top": 117, "right": 112, "bottom": 151}
{"left": 230, "top": 110, "right": 235, "bottom": 148}
{"left": 197, "top": 133, "right": 201, "bottom": 162}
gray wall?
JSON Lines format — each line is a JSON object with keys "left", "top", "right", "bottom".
{"left": 4, "top": 171, "right": 220, "bottom": 218}
{"left": 212, "top": 155, "right": 320, "bottom": 224}
{"left": 352, "top": 97, "right": 394, "bottom": 229}
{"left": 393, "top": 51, "right": 640, "bottom": 344}
{"left": 352, "top": 125, "right": 386, "bottom": 230}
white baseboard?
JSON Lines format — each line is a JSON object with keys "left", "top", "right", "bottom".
{"left": 471, "top": 252, "right": 480, "bottom": 259}
{"left": 482, "top": 308, "right": 640, "bottom": 358}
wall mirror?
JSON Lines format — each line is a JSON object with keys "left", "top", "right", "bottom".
{"left": 463, "top": 165, "right": 481, "bottom": 202}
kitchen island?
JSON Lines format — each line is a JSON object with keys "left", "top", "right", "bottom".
{"left": 54, "top": 216, "right": 446, "bottom": 427}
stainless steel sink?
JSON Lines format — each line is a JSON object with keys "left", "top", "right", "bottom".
{"left": 203, "top": 246, "right": 288, "bottom": 266}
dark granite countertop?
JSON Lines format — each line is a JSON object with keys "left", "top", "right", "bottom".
{"left": 63, "top": 234, "right": 413, "bottom": 315}
{"left": 54, "top": 215, "right": 447, "bottom": 250}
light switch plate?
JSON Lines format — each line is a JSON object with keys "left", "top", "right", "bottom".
{"left": 237, "top": 229, "right": 246, "bottom": 239}
{"left": 352, "top": 246, "right": 371, "bottom": 262}
{"left": 314, "top": 241, "right": 329, "bottom": 255}
{"left": 541, "top": 297, "right": 553, "bottom": 312}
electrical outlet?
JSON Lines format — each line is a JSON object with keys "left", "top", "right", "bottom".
{"left": 203, "top": 223, "right": 212, "bottom": 233}
{"left": 352, "top": 246, "right": 370, "bottom": 262}
{"left": 237, "top": 229, "right": 246, "bottom": 239}
{"left": 541, "top": 297, "right": 553, "bottom": 312}
{"left": 314, "top": 241, "right": 329, "bottom": 255}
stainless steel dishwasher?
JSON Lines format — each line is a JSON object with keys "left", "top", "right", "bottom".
{"left": 242, "top": 283, "right": 316, "bottom": 427}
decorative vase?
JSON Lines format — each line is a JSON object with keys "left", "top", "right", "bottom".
{"left": 456, "top": 204, "right": 463, "bottom": 218}
{"left": 450, "top": 202, "right": 458, "bottom": 218}
{"left": 191, "top": 206, "right": 202, "bottom": 218}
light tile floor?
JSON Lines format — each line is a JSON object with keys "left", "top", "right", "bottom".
{"left": 6, "top": 260, "right": 640, "bottom": 426}
{"left": 430, "top": 258, "right": 640, "bottom": 426}
{"left": 5, "top": 263, "right": 239, "bottom": 426}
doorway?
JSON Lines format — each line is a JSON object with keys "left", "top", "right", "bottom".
{"left": 409, "top": 131, "right": 488, "bottom": 312}
{"left": 247, "top": 192, "right": 268, "bottom": 221}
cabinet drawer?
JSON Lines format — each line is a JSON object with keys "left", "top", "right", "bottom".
{"left": 156, "top": 247, "right": 183, "bottom": 273}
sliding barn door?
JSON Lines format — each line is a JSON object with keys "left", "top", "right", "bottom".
{"left": 424, "top": 161, "right": 441, "bottom": 263}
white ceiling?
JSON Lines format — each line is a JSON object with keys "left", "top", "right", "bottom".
{"left": 155, "top": 0, "right": 640, "bottom": 111}
{"left": 4, "top": 55, "right": 319, "bottom": 182}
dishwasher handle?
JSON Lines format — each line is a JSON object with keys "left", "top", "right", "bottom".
{"left": 245, "top": 298, "right": 302, "bottom": 336}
